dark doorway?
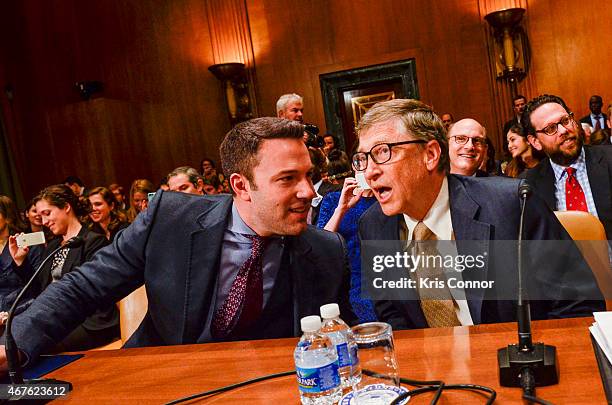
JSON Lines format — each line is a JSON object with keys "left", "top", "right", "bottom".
{"left": 320, "top": 59, "right": 419, "bottom": 151}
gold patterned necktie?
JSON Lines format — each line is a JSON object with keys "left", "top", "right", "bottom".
{"left": 411, "top": 221, "right": 461, "bottom": 328}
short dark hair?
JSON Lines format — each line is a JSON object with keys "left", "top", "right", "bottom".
{"left": 36, "top": 184, "right": 88, "bottom": 217}
{"left": 167, "top": 166, "right": 202, "bottom": 187}
{"left": 0, "top": 195, "right": 26, "bottom": 234}
{"left": 219, "top": 117, "right": 304, "bottom": 188}
{"left": 63, "top": 176, "right": 84, "bottom": 187}
{"left": 522, "top": 94, "right": 572, "bottom": 136}
{"left": 513, "top": 94, "right": 526, "bottom": 104}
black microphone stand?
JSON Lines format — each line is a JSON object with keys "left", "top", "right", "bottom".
{"left": 4, "top": 237, "right": 82, "bottom": 399}
{"left": 498, "top": 184, "right": 559, "bottom": 398}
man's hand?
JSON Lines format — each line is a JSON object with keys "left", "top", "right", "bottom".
{"left": 0, "top": 312, "right": 8, "bottom": 325}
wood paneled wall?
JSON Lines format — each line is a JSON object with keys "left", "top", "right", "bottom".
{"left": 0, "top": 0, "right": 229, "bottom": 200}
{"left": 0, "top": 0, "right": 610, "bottom": 201}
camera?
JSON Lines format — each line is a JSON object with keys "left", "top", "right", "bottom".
{"left": 303, "top": 123, "right": 324, "bottom": 148}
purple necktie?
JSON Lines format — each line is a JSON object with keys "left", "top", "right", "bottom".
{"left": 211, "top": 235, "right": 267, "bottom": 339}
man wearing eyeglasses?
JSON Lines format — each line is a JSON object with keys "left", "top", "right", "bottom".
{"left": 522, "top": 94, "right": 612, "bottom": 246}
{"left": 353, "top": 98, "right": 603, "bottom": 330}
{"left": 447, "top": 118, "right": 489, "bottom": 177}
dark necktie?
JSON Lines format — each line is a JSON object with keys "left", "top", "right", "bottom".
{"left": 564, "top": 167, "right": 588, "bottom": 212}
{"left": 211, "top": 235, "right": 267, "bottom": 339}
{"left": 594, "top": 116, "right": 602, "bottom": 131}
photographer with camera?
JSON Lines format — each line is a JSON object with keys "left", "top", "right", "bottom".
{"left": 276, "top": 93, "right": 325, "bottom": 149}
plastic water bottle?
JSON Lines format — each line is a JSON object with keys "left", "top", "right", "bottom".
{"left": 320, "top": 303, "right": 362, "bottom": 390}
{"left": 294, "top": 315, "right": 342, "bottom": 405}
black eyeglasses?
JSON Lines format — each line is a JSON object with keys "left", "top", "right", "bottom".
{"left": 535, "top": 113, "right": 575, "bottom": 136}
{"left": 351, "top": 140, "right": 427, "bottom": 171}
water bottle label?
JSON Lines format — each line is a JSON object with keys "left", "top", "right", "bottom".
{"left": 349, "top": 342, "right": 359, "bottom": 367}
{"left": 336, "top": 343, "right": 351, "bottom": 368}
{"left": 296, "top": 362, "right": 340, "bottom": 394}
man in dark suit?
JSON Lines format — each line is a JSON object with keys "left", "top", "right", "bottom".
{"left": 0, "top": 117, "right": 353, "bottom": 366}
{"left": 579, "top": 95, "right": 609, "bottom": 131}
{"left": 502, "top": 95, "right": 527, "bottom": 139}
{"left": 351, "top": 99, "right": 603, "bottom": 330}
{"left": 522, "top": 94, "right": 612, "bottom": 244}
{"left": 447, "top": 118, "right": 489, "bottom": 177}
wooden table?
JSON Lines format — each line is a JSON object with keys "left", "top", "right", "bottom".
{"left": 46, "top": 317, "right": 605, "bottom": 404}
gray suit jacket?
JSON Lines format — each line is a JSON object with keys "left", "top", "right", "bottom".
{"left": 359, "top": 175, "right": 604, "bottom": 330}
{"left": 12, "top": 192, "right": 353, "bottom": 362}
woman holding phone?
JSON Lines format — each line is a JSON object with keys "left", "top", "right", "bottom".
{"left": 9, "top": 185, "right": 119, "bottom": 351}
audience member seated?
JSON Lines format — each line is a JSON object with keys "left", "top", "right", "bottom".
{"left": 9, "top": 185, "right": 119, "bottom": 351}
{"left": 88, "top": 187, "right": 129, "bottom": 242}
{"left": 23, "top": 198, "right": 44, "bottom": 234}
{"left": 440, "top": 113, "right": 454, "bottom": 131}
{"left": 200, "top": 158, "right": 229, "bottom": 193}
{"left": 0, "top": 195, "right": 43, "bottom": 312}
{"left": 203, "top": 176, "right": 222, "bottom": 195}
{"left": 322, "top": 133, "right": 339, "bottom": 156}
{"left": 480, "top": 137, "right": 502, "bottom": 175}
{"left": 0, "top": 117, "right": 353, "bottom": 368}
{"left": 307, "top": 147, "right": 333, "bottom": 225}
{"left": 354, "top": 98, "right": 603, "bottom": 330}
{"left": 126, "top": 179, "right": 155, "bottom": 222}
{"left": 108, "top": 183, "right": 127, "bottom": 210}
{"left": 522, "top": 94, "right": 612, "bottom": 246}
{"left": 504, "top": 124, "right": 543, "bottom": 178}
{"left": 167, "top": 166, "right": 204, "bottom": 195}
{"left": 317, "top": 175, "right": 377, "bottom": 323}
{"left": 63, "top": 176, "right": 87, "bottom": 197}
{"left": 590, "top": 129, "right": 611, "bottom": 146}
{"left": 447, "top": 118, "right": 488, "bottom": 176}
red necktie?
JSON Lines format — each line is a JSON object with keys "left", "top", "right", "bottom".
{"left": 565, "top": 167, "right": 588, "bottom": 212}
{"left": 212, "top": 235, "right": 267, "bottom": 339}
{"left": 594, "top": 116, "right": 602, "bottom": 131}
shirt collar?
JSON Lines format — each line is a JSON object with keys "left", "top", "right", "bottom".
{"left": 591, "top": 113, "right": 602, "bottom": 120}
{"left": 402, "top": 177, "right": 452, "bottom": 240}
{"left": 550, "top": 146, "right": 585, "bottom": 182}
{"left": 228, "top": 203, "right": 257, "bottom": 235}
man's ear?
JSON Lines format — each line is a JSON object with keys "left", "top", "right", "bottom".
{"left": 527, "top": 134, "right": 542, "bottom": 151}
{"left": 424, "top": 140, "right": 442, "bottom": 171}
{"left": 196, "top": 179, "right": 205, "bottom": 195}
{"left": 229, "top": 173, "right": 252, "bottom": 201}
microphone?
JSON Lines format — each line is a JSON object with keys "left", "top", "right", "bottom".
{"left": 5, "top": 236, "right": 83, "bottom": 388}
{"left": 498, "top": 183, "right": 559, "bottom": 397}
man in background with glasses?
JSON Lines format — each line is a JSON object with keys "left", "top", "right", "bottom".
{"left": 353, "top": 98, "right": 603, "bottom": 330}
{"left": 447, "top": 118, "right": 489, "bottom": 177}
{"left": 522, "top": 94, "right": 612, "bottom": 246}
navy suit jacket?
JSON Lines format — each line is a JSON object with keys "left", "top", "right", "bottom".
{"left": 524, "top": 146, "right": 612, "bottom": 243}
{"left": 359, "top": 175, "right": 604, "bottom": 330}
{"left": 580, "top": 113, "right": 609, "bottom": 129}
{"left": 11, "top": 192, "right": 353, "bottom": 362}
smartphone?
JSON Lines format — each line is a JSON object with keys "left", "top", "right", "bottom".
{"left": 147, "top": 192, "right": 156, "bottom": 202}
{"left": 16, "top": 231, "right": 46, "bottom": 248}
{"left": 355, "top": 172, "right": 371, "bottom": 190}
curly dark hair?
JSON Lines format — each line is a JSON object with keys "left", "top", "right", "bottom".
{"left": 34, "top": 184, "right": 89, "bottom": 218}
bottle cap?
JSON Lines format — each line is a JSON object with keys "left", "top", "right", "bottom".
{"left": 300, "top": 315, "right": 322, "bottom": 332}
{"left": 320, "top": 303, "right": 340, "bottom": 319}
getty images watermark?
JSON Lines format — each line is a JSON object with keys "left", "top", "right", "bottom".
{"left": 361, "top": 240, "right": 610, "bottom": 301}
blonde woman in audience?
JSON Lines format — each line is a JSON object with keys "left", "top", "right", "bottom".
{"left": 504, "top": 124, "right": 543, "bottom": 178}
{"left": 126, "top": 179, "right": 155, "bottom": 222}
{"left": 88, "top": 187, "right": 129, "bottom": 241}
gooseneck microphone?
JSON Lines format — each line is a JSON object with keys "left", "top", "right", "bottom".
{"left": 498, "top": 183, "right": 559, "bottom": 401}
{"left": 5, "top": 236, "right": 83, "bottom": 386}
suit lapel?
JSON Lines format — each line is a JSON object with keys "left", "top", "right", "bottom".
{"left": 287, "top": 235, "right": 314, "bottom": 335}
{"left": 182, "top": 196, "right": 232, "bottom": 342}
{"left": 585, "top": 147, "right": 612, "bottom": 221}
{"left": 448, "top": 176, "right": 491, "bottom": 324}
{"left": 534, "top": 160, "right": 557, "bottom": 210}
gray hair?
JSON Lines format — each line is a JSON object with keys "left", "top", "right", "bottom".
{"left": 357, "top": 99, "right": 449, "bottom": 173}
{"left": 276, "top": 93, "right": 303, "bottom": 114}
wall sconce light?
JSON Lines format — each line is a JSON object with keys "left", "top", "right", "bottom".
{"left": 485, "top": 8, "right": 529, "bottom": 84}
{"left": 74, "top": 81, "right": 104, "bottom": 100}
{"left": 208, "top": 63, "right": 253, "bottom": 126}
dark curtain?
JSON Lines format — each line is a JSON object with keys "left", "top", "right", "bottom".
{"left": 0, "top": 112, "right": 23, "bottom": 207}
